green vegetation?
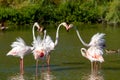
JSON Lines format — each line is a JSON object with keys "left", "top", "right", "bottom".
{"left": 0, "top": 0, "right": 120, "bottom": 27}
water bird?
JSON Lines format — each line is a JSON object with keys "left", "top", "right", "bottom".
{"left": 6, "top": 22, "right": 40, "bottom": 75}
{"left": 0, "top": 22, "right": 8, "bottom": 31}
{"left": 69, "top": 24, "right": 106, "bottom": 74}
{"left": 105, "top": 49, "right": 120, "bottom": 54}
{"left": 6, "top": 37, "right": 33, "bottom": 75}
{"left": 32, "top": 22, "right": 71, "bottom": 76}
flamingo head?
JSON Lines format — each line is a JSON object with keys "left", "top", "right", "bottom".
{"left": 39, "top": 51, "right": 45, "bottom": 58}
{"left": 60, "top": 22, "right": 69, "bottom": 31}
{"left": 61, "top": 22, "right": 73, "bottom": 31}
{"left": 67, "top": 24, "right": 74, "bottom": 31}
{"left": 34, "top": 49, "right": 45, "bottom": 59}
{"left": 34, "top": 22, "right": 45, "bottom": 32}
{"left": 81, "top": 48, "right": 87, "bottom": 57}
{"left": 38, "top": 50, "right": 45, "bottom": 58}
{"left": 38, "top": 26, "right": 46, "bottom": 33}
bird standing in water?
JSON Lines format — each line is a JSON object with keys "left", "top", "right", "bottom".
{"left": 6, "top": 37, "right": 34, "bottom": 75}
{"left": 6, "top": 22, "right": 40, "bottom": 75}
{"left": 32, "top": 22, "right": 71, "bottom": 76}
{"left": 69, "top": 24, "right": 106, "bottom": 74}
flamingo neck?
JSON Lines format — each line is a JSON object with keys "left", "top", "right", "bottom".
{"left": 81, "top": 48, "right": 87, "bottom": 57}
{"left": 32, "top": 22, "right": 40, "bottom": 41}
{"left": 32, "top": 24, "right": 36, "bottom": 41}
{"left": 43, "top": 30, "right": 46, "bottom": 40}
{"left": 75, "top": 29, "right": 89, "bottom": 47}
{"left": 54, "top": 23, "right": 64, "bottom": 46}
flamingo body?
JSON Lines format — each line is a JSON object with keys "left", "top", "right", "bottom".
{"left": 80, "top": 33, "right": 105, "bottom": 62}
{"left": 88, "top": 33, "right": 105, "bottom": 48}
{"left": 69, "top": 24, "right": 106, "bottom": 74}
{"left": 6, "top": 37, "right": 33, "bottom": 74}
{"left": 32, "top": 22, "right": 70, "bottom": 76}
{"left": 81, "top": 47, "right": 104, "bottom": 63}
{"left": 7, "top": 37, "right": 33, "bottom": 58}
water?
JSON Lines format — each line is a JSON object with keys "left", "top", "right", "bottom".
{"left": 0, "top": 24, "right": 120, "bottom": 80}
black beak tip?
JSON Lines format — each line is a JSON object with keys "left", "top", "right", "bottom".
{"left": 67, "top": 29, "right": 69, "bottom": 32}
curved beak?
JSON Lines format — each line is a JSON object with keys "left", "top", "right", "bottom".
{"left": 37, "top": 26, "right": 44, "bottom": 33}
{"left": 66, "top": 24, "right": 74, "bottom": 32}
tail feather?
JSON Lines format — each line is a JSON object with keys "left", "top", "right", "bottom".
{"left": 11, "top": 37, "right": 26, "bottom": 48}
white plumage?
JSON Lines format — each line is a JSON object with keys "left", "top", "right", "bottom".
{"left": 88, "top": 33, "right": 105, "bottom": 48}
{"left": 6, "top": 37, "right": 33, "bottom": 74}
{"left": 44, "top": 35, "right": 55, "bottom": 52}
{"left": 32, "top": 22, "right": 70, "bottom": 76}
{"left": 32, "top": 35, "right": 48, "bottom": 60}
{"left": 7, "top": 37, "right": 33, "bottom": 59}
{"left": 69, "top": 24, "right": 106, "bottom": 74}
{"left": 79, "top": 33, "right": 105, "bottom": 62}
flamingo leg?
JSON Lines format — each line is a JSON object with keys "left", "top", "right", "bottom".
{"left": 47, "top": 64, "right": 50, "bottom": 73}
{"left": 94, "top": 61, "right": 99, "bottom": 75}
{"left": 97, "top": 62, "right": 98, "bottom": 74}
{"left": 46, "top": 54, "right": 50, "bottom": 67}
{"left": 92, "top": 61, "right": 96, "bottom": 75}
{"left": 91, "top": 62, "right": 94, "bottom": 74}
{"left": 93, "top": 62, "right": 94, "bottom": 74}
{"left": 36, "top": 60, "right": 39, "bottom": 77}
{"left": 99, "top": 62, "right": 101, "bottom": 70}
{"left": 94, "top": 61, "right": 98, "bottom": 75}
{"left": 20, "top": 58, "right": 24, "bottom": 75}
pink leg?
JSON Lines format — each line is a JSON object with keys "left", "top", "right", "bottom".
{"left": 91, "top": 62, "right": 94, "bottom": 74}
{"left": 46, "top": 54, "right": 50, "bottom": 67}
{"left": 47, "top": 66, "right": 50, "bottom": 74}
{"left": 20, "top": 58, "right": 24, "bottom": 75}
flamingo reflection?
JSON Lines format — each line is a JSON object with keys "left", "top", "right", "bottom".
{"left": 35, "top": 66, "right": 56, "bottom": 80}
{"left": 8, "top": 73, "right": 25, "bottom": 80}
{"left": 82, "top": 72, "right": 104, "bottom": 80}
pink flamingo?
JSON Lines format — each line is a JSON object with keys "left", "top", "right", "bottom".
{"left": 32, "top": 22, "right": 71, "bottom": 76}
{"left": 80, "top": 33, "right": 105, "bottom": 74}
{"left": 6, "top": 37, "right": 33, "bottom": 75}
{"left": 6, "top": 22, "right": 40, "bottom": 75}
{"left": 69, "top": 24, "right": 105, "bottom": 74}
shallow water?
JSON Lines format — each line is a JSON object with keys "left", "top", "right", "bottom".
{"left": 0, "top": 24, "right": 120, "bottom": 80}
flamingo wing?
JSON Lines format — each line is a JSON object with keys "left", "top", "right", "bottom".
{"left": 32, "top": 35, "right": 43, "bottom": 48}
{"left": 7, "top": 37, "right": 33, "bottom": 58}
{"left": 44, "top": 35, "right": 55, "bottom": 52}
{"left": 88, "top": 33, "right": 105, "bottom": 48}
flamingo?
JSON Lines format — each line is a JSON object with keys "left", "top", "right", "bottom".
{"left": 69, "top": 24, "right": 106, "bottom": 74}
{"left": 32, "top": 22, "right": 70, "bottom": 76}
{"left": 6, "top": 22, "right": 40, "bottom": 75}
{"left": 32, "top": 22, "right": 48, "bottom": 75}
{"left": 6, "top": 37, "right": 34, "bottom": 75}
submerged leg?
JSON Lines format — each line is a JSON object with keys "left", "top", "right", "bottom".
{"left": 36, "top": 60, "right": 39, "bottom": 77}
{"left": 94, "top": 61, "right": 100, "bottom": 75}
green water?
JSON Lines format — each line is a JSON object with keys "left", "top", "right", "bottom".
{"left": 0, "top": 24, "right": 120, "bottom": 80}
